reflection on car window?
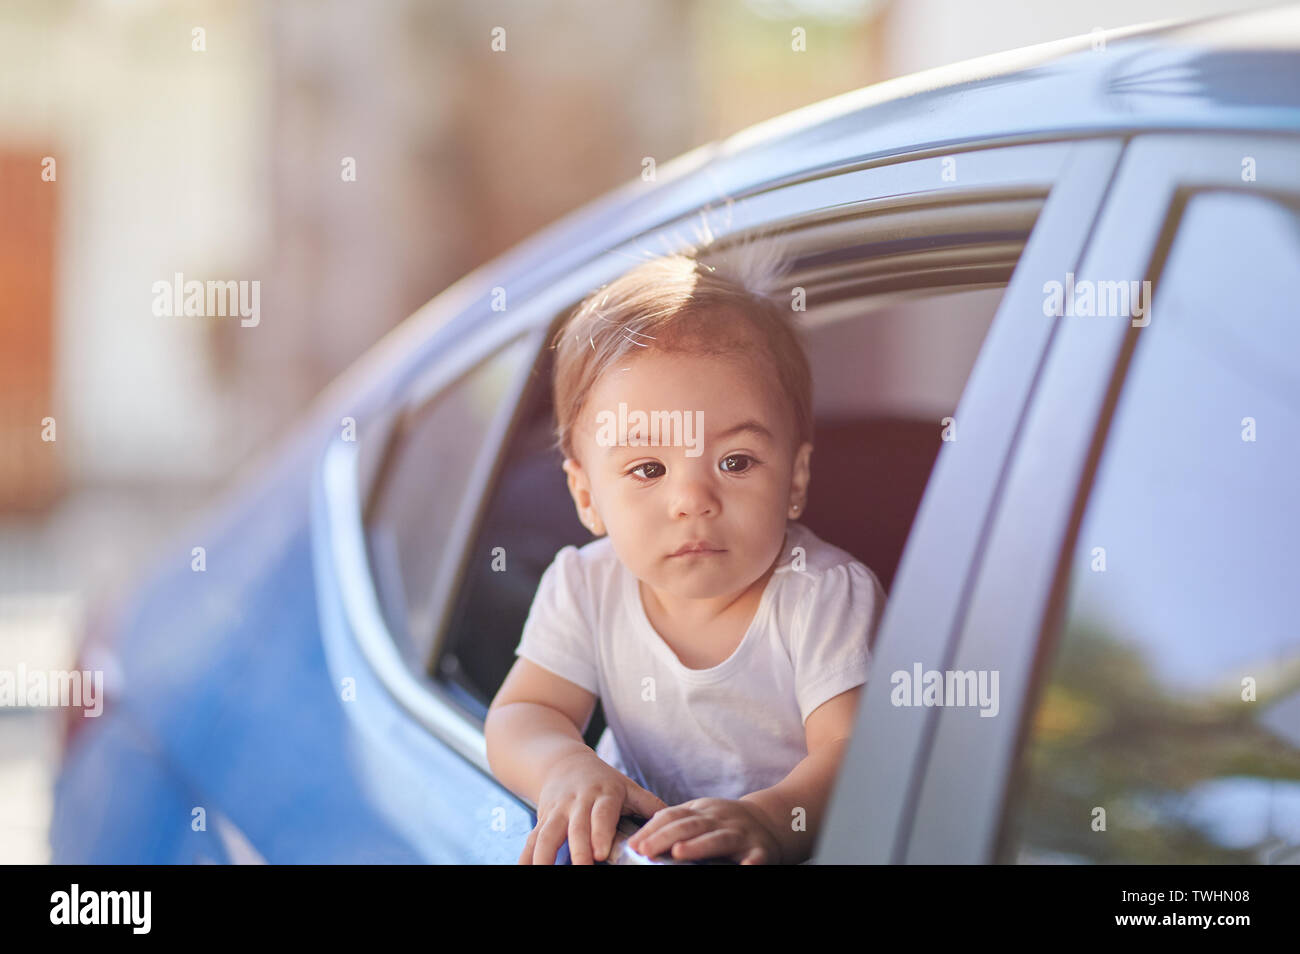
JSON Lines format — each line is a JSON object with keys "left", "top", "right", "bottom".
{"left": 436, "top": 344, "right": 595, "bottom": 723}
{"left": 365, "top": 336, "right": 533, "bottom": 668}
{"left": 999, "top": 192, "right": 1300, "bottom": 863}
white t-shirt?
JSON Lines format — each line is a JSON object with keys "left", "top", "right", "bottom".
{"left": 513, "top": 521, "right": 887, "bottom": 807}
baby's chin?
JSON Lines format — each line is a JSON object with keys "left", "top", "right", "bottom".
{"left": 638, "top": 560, "right": 765, "bottom": 601}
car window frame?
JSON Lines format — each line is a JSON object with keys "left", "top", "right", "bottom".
{"left": 814, "top": 136, "right": 1126, "bottom": 863}
{"left": 896, "top": 133, "right": 1300, "bottom": 864}
{"left": 317, "top": 136, "right": 1115, "bottom": 809}
{"left": 316, "top": 322, "right": 543, "bottom": 778}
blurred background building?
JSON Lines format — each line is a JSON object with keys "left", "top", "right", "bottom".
{"left": 0, "top": 0, "right": 1278, "bottom": 862}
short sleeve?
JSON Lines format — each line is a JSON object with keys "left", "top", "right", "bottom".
{"left": 790, "top": 561, "right": 887, "bottom": 724}
{"left": 513, "top": 546, "right": 600, "bottom": 695}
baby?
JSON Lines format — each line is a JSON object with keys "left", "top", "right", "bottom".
{"left": 484, "top": 248, "right": 886, "bottom": 865}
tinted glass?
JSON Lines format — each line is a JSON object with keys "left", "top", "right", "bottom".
{"left": 365, "top": 336, "right": 532, "bottom": 667}
{"left": 999, "top": 192, "right": 1300, "bottom": 863}
{"left": 436, "top": 348, "right": 595, "bottom": 724}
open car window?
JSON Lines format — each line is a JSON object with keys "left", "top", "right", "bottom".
{"left": 334, "top": 139, "right": 1087, "bottom": 797}
{"left": 435, "top": 199, "right": 1047, "bottom": 749}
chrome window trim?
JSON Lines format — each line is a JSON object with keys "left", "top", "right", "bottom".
{"left": 903, "top": 133, "right": 1300, "bottom": 863}
{"left": 322, "top": 433, "right": 501, "bottom": 778}
{"left": 318, "top": 318, "right": 544, "bottom": 798}
{"left": 650, "top": 141, "right": 1074, "bottom": 249}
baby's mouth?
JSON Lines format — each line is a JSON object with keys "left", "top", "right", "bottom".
{"left": 668, "top": 542, "right": 726, "bottom": 558}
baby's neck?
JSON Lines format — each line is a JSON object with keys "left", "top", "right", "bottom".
{"left": 638, "top": 557, "right": 779, "bottom": 633}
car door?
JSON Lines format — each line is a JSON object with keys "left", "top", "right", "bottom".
{"left": 312, "top": 135, "right": 1125, "bottom": 863}
{"left": 815, "top": 137, "right": 1126, "bottom": 863}
{"left": 886, "top": 134, "right": 1300, "bottom": 863}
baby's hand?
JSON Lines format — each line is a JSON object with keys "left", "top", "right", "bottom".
{"left": 627, "top": 798, "right": 784, "bottom": 865}
{"left": 520, "top": 750, "right": 668, "bottom": 865}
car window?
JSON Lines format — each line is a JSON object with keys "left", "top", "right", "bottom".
{"left": 364, "top": 335, "right": 535, "bottom": 669}
{"left": 998, "top": 192, "right": 1300, "bottom": 863}
{"left": 436, "top": 344, "right": 599, "bottom": 732}
{"left": 391, "top": 143, "right": 1076, "bottom": 768}
{"left": 436, "top": 234, "right": 1030, "bottom": 741}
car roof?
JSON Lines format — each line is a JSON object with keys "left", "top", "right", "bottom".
{"left": 616, "top": 6, "right": 1300, "bottom": 224}
{"left": 733, "top": 7, "right": 1300, "bottom": 178}
{"left": 355, "top": 5, "right": 1300, "bottom": 407}
{"left": 582, "top": 5, "right": 1300, "bottom": 241}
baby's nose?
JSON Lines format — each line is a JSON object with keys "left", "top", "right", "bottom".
{"left": 670, "top": 473, "right": 719, "bottom": 517}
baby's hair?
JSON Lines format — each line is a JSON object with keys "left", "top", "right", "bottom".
{"left": 549, "top": 236, "right": 813, "bottom": 462}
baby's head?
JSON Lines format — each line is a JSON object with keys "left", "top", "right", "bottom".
{"left": 551, "top": 250, "right": 813, "bottom": 601}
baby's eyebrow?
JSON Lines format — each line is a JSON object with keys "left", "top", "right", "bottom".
{"left": 599, "top": 417, "right": 776, "bottom": 456}
{"left": 713, "top": 419, "right": 774, "bottom": 443}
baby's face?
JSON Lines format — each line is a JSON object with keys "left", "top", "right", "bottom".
{"left": 564, "top": 346, "right": 811, "bottom": 601}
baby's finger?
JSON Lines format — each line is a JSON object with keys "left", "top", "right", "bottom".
{"left": 671, "top": 829, "right": 737, "bottom": 861}
{"left": 518, "top": 825, "right": 539, "bottom": 865}
{"left": 624, "top": 781, "right": 669, "bottom": 820}
{"left": 627, "top": 805, "right": 683, "bottom": 852}
{"left": 567, "top": 799, "right": 596, "bottom": 865}
{"left": 532, "top": 812, "right": 570, "bottom": 866}
{"left": 589, "top": 794, "right": 622, "bottom": 862}
{"left": 634, "top": 814, "right": 712, "bottom": 859}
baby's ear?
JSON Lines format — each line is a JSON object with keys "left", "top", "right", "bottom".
{"left": 796, "top": 441, "right": 813, "bottom": 474}
{"left": 791, "top": 441, "right": 813, "bottom": 503}
{"left": 561, "top": 457, "right": 585, "bottom": 496}
{"left": 562, "top": 457, "right": 604, "bottom": 535}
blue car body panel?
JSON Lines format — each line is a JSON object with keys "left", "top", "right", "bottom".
{"left": 51, "top": 8, "right": 1300, "bottom": 863}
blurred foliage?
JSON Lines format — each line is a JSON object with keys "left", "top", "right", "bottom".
{"left": 1001, "top": 611, "right": 1300, "bottom": 864}
{"left": 691, "top": 0, "right": 883, "bottom": 140}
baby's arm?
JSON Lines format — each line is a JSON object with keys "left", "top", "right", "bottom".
{"left": 739, "top": 685, "right": 863, "bottom": 863}
{"left": 485, "top": 657, "right": 668, "bottom": 864}
{"left": 486, "top": 657, "right": 596, "bottom": 802}
{"left": 628, "top": 684, "right": 864, "bottom": 865}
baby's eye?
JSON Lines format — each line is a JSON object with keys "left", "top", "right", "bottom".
{"left": 719, "top": 454, "right": 754, "bottom": 474}
{"left": 630, "top": 461, "right": 665, "bottom": 480}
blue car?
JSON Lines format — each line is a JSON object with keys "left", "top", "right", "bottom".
{"left": 53, "top": 7, "right": 1300, "bottom": 864}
